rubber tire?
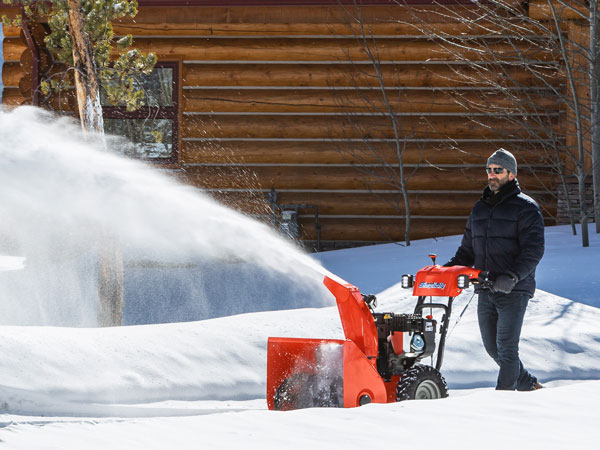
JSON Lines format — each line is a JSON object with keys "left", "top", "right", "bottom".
{"left": 396, "top": 364, "right": 449, "bottom": 401}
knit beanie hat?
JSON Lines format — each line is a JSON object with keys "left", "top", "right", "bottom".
{"left": 487, "top": 148, "right": 517, "bottom": 175}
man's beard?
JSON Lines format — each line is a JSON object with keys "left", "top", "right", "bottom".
{"left": 488, "top": 178, "right": 504, "bottom": 192}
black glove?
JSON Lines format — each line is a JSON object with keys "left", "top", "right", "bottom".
{"left": 491, "top": 272, "right": 518, "bottom": 294}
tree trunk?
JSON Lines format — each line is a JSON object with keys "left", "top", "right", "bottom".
{"left": 97, "top": 235, "right": 124, "bottom": 327}
{"left": 559, "top": 173, "right": 577, "bottom": 235}
{"left": 67, "top": 0, "right": 104, "bottom": 134}
{"left": 594, "top": 139, "right": 600, "bottom": 233}
{"left": 590, "top": 1, "right": 600, "bottom": 234}
{"left": 67, "top": 0, "right": 124, "bottom": 326}
{"left": 579, "top": 173, "right": 590, "bottom": 247}
{"left": 552, "top": 3, "right": 588, "bottom": 247}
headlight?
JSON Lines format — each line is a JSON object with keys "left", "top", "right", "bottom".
{"left": 457, "top": 274, "right": 470, "bottom": 289}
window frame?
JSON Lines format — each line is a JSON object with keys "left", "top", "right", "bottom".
{"left": 102, "top": 61, "right": 179, "bottom": 164}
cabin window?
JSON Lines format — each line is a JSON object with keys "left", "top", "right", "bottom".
{"left": 102, "top": 62, "right": 178, "bottom": 163}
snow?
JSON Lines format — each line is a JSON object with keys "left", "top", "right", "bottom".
{"left": 0, "top": 256, "right": 24, "bottom": 272}
{"left": 0, "top": 225, "right": 599, "bottom": 449}
{"left": 0, "top": 106, "right": 332, "bottom": 327}
{"left": 3, "top": 384, "right": 599, "bottom": 450}
{"left": 315, "top": 224, "right": 600, "bottom": 308}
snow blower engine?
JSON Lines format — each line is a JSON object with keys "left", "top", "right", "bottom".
{"left": 266, "top": 254, "right": 486, "bottom": 410}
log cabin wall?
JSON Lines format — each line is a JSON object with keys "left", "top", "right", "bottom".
{"left": 2, "top": 1, "right": 562, "bottom": 249}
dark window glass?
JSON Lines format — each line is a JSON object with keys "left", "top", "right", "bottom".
{"left": 102, "top": 62, "right": 178, "bottom": 163}
{"left": 104, "top": 118, "right": 173, "bottom": 159}
{"left": 101, "top": 67, "right": 173, "bottom": 108}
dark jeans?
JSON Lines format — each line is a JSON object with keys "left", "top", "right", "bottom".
{"left": 477, "top": 291, "right": 537, "bottom": 391}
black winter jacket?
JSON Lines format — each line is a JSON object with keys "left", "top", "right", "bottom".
{"left": 446, "top": 179, "right": 545, "bottom": 297}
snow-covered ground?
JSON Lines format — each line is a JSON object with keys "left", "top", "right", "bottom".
{"left": 0, "top": 225, "right": 599, "bottom": 449}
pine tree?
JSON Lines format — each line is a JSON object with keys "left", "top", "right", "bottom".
{"left": 3, "top": 0, "right": 156, "bottom": 129}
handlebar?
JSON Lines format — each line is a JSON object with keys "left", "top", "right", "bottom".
{"left": 362, "top": 294, "right": 377, "bottom": 311}
{"left": 470, "top": 271, "right": 494, "bottom": 289}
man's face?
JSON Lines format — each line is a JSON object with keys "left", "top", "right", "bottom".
{"left": 486, "top": 163, "right": 515, "bottom": 192}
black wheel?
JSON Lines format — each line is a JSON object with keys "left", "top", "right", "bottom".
{"left": 273, "top": 373, "right": 342, "bottom": 410}
{"left": 396, "top": 364, "right": 449, "bottom": 401}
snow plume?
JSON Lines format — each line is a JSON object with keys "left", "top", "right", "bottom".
{"left": 0, "top": 107, "right": 333, "bottom": 326}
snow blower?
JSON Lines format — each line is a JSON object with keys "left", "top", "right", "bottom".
{"left": 266, "top": 255, "right": 487, "bottom": 410}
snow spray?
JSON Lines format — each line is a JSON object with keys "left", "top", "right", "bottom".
{"left": 0, "top": 107, "right": 333, "bottom": 326}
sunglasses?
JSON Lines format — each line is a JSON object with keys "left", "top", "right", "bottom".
{"left": 486, "top": 167, "right": 506, "bottom": 174}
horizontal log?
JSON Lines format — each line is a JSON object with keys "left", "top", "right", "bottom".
{"left": 0, "top": 10, "right": 21, "bottom": 36}
{"left": 207, "top": 190, "right": 556, "bottom": 242}
{"left": 181, "top": 140, "right": 553, "bottom": 165}
{"left": 19, "top": 49, "right": 33, "bottom": 75}
{"left": 0, "top": 24, "right": 20, "bottom": 38}
{"left": 179, "top": 165, "right": 557, "bottom": 191}
{"left": 0, "top": 4, "right": 533, "bottom": 38}
{"left": 529, "top": 0, "right": 586, "bottom": 21}
{"left": 296, "top": 217, "right": 469, "bottom": 242}
{"left": 3, "top": 38, "right": 27, "bottom": 61}
{"left": 9, "top": 85, "right": 77, "bottom": 111}
{"left": 0, "top": 7, "right": 558, "bottom": 38}
{"left": 19, "top": 47, "right": 54, "bottom": 75}
{"left": 39, "top": 91, "right": 77, "bottom": 111}
{"left": 182, "top": 88, "right": 559, "bottom": 114}
{"left": 181, "top": 114, "right": 558, "bottom": 140}
{"left": 1, "top": 62, "right": 23, "bottom": 87}
{"left": 210, "top": 189, "right": 556, "bottom": 217}
{"left": 20, "top": 22, "right": 49, "bottom": 47}
{"left": 10, "top": 64, "right": 69, "bottom": 93}
{"left": 212, "top": 191, "right": 476, "bottom": 216}
{"left": 18, "top": 75, "right": 32, "bottom": 97}
{"left": 1, "top": 87, "right": 27, "bottom": 106}
{"left": 116, "top": 22, "right": 418, "bottom": 37}
{"left": 227, "top": 191, "right": 557, "bottom": 217}
{"left": 131, "top": 5, "right": 412, "bottom": 26}
{"left": 114, "top": 19, "right": 555, "bottom": 37}
{"left": 299, "top": 216, "right": 556, "bottom": 242}
{"left": 127, "top": 4, "right": 524, "bottom": 28}
{"left": 182, "top": 63, "right": 561, "bottom": 88}
{"left": 131, "top": 37, "right": 555, "bottom": 62}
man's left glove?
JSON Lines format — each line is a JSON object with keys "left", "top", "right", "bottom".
{"left": 492, "top": 272, "right": 518, "bottom": 294}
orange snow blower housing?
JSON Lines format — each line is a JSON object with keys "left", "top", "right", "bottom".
{"left": 267, "top": 258, "right": 484, "bottom": 410}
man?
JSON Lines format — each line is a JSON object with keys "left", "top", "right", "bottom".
{"left": 445, "top": 148, "right": 544, "bottom": 391}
